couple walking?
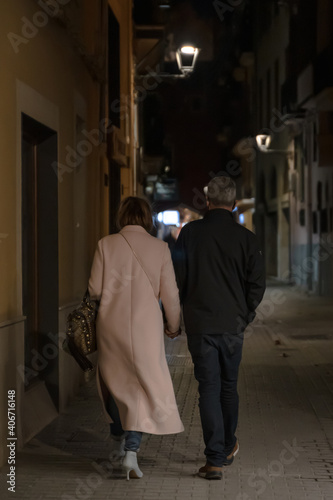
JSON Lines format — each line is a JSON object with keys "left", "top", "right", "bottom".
{"left": 88, "top": 176, "right": 265, "bottom": 480}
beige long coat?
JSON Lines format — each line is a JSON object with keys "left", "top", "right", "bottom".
{"left": 88, "top": 225, "right": 184, "bottom": 435}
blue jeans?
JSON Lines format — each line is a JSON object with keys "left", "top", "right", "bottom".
{"left": 106, "top": 394, "right": 142, "bottom": 451}
{"left": 187, "top": 333, "right": 243, "bottom": 467}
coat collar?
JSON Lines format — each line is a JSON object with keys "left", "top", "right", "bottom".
{"left": 120, "top": 225, "right": 148, "bottom": 234}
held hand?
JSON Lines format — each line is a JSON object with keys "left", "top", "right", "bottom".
{"left": 164, "top": 327, "right": 181, "bottom": 339}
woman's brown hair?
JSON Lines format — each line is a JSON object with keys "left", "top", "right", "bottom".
{"left": 116, "top": 196, "right": 153, "bottom": 232}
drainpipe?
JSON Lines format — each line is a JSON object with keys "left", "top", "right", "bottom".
{"left": 99, "top": 0, "right": 108, "bottom": 142}
{"left": 288, "top": 147, "right": 294, "bottom": 282}
{"left": 306, "top": 114, "right": 313, "bottom": 292}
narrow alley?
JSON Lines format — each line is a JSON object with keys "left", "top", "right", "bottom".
{"left": 2, "top": 283, "right": 332, "bottom": 500}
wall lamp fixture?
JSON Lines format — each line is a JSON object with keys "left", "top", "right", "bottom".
{"left": 135, "top": 44, "right": 200, "bottom": 81}
{"left": 256, "top": 134, "right": 294, "bottom": 158}
{"left": 176, "top": 45, "right": 200, "bottom": 76}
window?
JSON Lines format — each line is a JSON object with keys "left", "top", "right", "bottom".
{"left": 258, "top": 79, "right": 263, "bottom": 127}
{"left": 270, "top": 166, "right": 277, "bottom": 199}
{"left": 320, "top": 210, "right": 328, "bottom": 233}
{"left": 325, "top": 181, "right": 329, "bottom": 203}
{"left": 299, "top": 209, "right": 305, "bottom": 226}
{"left": 300, "top": 158, "right": 305, "bottom": 202}
{"left": 317, "top": 181, "right": 322, "bottom": 210}
{"left": 283, "top": 162, "right": 289, "bottom": 193}
{"left": 266, "top": 69, "right": 271, "bottom": 125}
{"left": 313, "top": 212, "right": 318, "bottom": 234}
{"left": 274, "top": 59, "right": 280, "bottom": 109}
{"left": 313, "top": 122, "right": 318, "bottom": 162}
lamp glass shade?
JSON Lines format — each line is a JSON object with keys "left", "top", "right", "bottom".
{"left": 256, "top": 134, "right": 272, "bottom": 151}
{"left": 181, "top": 46, "right": 196, "bottom": 54}
{"left": 176, "top": 46, "right": 200, "bottom": 74}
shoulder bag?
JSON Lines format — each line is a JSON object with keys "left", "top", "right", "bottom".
{"left": 63, "top": 289, "right": 99, "bottom": 372}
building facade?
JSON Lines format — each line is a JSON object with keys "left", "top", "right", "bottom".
{"left": 253, "top": 0, "right": 333, "bottom": 295}
{"left": 0, "top": 0, "right": 136, "bottom": 467}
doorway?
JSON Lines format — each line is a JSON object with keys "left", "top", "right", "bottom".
{"left": 21, "top": 113, "right": 59, "bottom": 407}
{"left": 265, "top": 211, "right": 278, "bottom": 277}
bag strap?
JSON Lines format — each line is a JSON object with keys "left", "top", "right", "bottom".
{"left": 119, "top": 233, "right": 157, "bottom": 299}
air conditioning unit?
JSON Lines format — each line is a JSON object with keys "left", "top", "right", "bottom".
{"left": 37, "top": 0, "right": 64, "bottom": 18}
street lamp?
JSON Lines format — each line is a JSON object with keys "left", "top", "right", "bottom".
{"left": 176, "top": 46, "right": 200, "bottom": 76}
{"left": 255, "top": 133, "right": 293, "bottom": 158}
{"left": 135, "top": 44, "right": 200, "bottom": 80}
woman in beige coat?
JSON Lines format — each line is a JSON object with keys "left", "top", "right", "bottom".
{"left": 88, "top": 197, "right": 184, "bottom": 480}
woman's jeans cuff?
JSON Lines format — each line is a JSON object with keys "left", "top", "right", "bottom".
{"left": 124, "top": 431, "right": 142, "bottom": 451}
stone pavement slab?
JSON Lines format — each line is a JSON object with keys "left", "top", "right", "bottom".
{"left": 1, "top": 284, "right": 333, "bottom": 500}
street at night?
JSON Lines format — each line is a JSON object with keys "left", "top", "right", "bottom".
{"left": 1, "top": 1, "right": 333, "bottom": 498}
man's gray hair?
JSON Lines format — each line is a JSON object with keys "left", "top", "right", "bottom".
{"left": 206, "top": 176, "right": 236, "bottom": 207}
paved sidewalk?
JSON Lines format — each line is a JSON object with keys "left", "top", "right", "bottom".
{"left": 1, "top": 284, "right": 333, "bottom": 499}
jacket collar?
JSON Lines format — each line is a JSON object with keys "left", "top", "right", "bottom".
{"left": 204, "top": 208, "right": 234, "bottom": 220}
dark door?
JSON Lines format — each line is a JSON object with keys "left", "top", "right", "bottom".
{"left": 265, "top": 211, "right": 278, "bottom": 277}
{"left": 21, "top": 113, "right": 59, "bottom": 408}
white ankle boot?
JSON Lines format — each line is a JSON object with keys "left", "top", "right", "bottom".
{"left": 122, "top": 450, "right": 143, "bottom": 480}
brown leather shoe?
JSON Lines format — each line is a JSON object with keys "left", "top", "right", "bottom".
{"left": 223, "top": 441, "right": 239, "bottom": 466}
{"left": 198, "top": 463, "right": 223, "bottom": 480}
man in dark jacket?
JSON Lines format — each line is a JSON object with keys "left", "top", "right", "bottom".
{"left": 173, "top": 176, "right": 265, "bottom": 480}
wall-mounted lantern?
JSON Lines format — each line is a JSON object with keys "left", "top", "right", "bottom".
{"left": 256, "top": 133, "right": 294, "bottom": 158}
{"left": 176, "top": 46, "right": 200, "bottom": 76}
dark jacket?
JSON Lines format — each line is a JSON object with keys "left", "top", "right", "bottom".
{"left": 172, "top": 208, "right": 266, "bottom": 335}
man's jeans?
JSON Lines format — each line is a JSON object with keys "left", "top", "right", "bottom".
{"left": 187, "top": 333, "right": 243, "bottom": 467}
{"left": 106, "top": 394, "right": 142, "bottom": 451}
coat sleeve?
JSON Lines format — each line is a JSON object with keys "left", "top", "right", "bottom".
{"left": 245, "top": 236, "right": 266, "bottom": 320}
{"left": 160, "top": 244, "right": 181, "bottom": 333}
{"left": 88, "top": 240, "right": 104, "bottom": 301}
{"left": 172, "top": 226, "right": 188, "bottom": 303}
